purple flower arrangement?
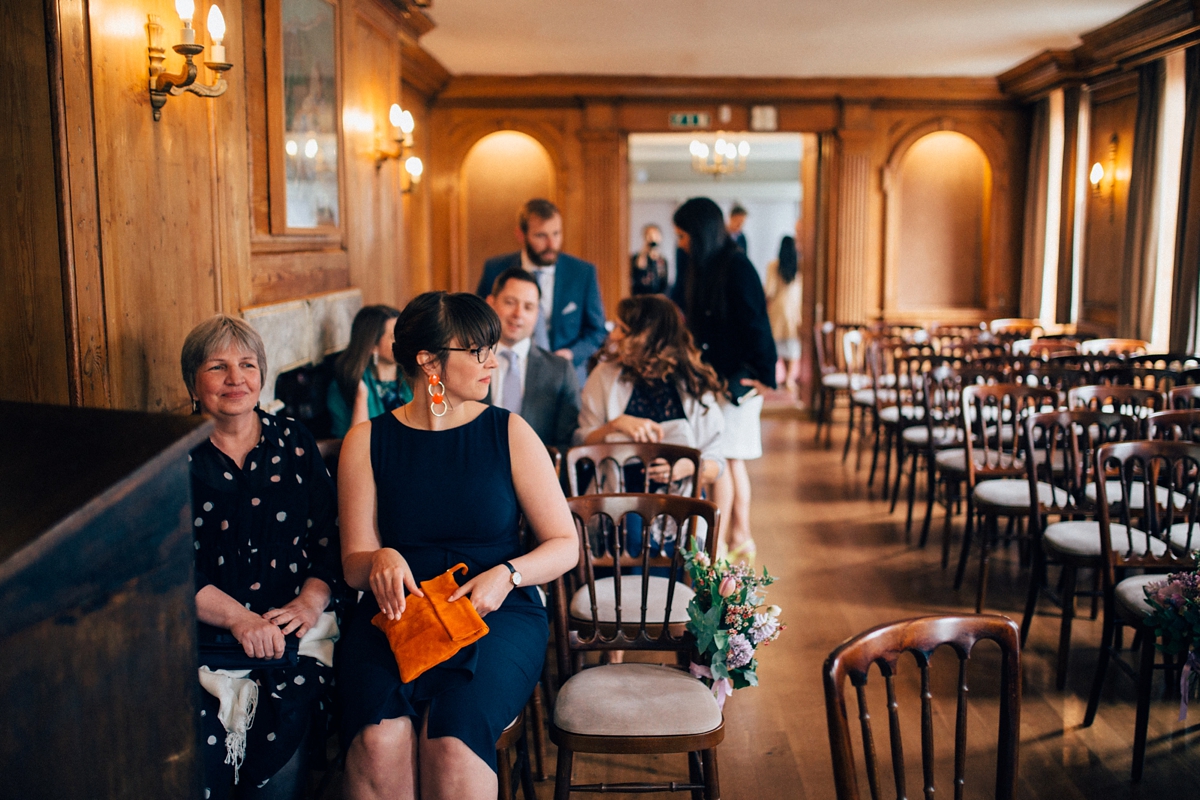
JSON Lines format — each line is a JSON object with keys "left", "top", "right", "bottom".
{"left": 684, "top": 540, "right": 784, "bottom": 708}
{"left": 1143, "top": 568, "right": 1200, "bottom": 720}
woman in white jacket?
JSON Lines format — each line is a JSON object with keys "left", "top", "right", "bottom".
{"left": 576, "top": 295, "right": 724, "bottom": 494}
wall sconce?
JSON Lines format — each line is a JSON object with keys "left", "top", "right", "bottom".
{"left": 1089, "top": 133, "right": 1118, "bottom": 221}
{"left": 147, "top": 1, "right": 233, "bottom": 121}
{"left": 375, "top": 103, "right": 423, "bottom": 192}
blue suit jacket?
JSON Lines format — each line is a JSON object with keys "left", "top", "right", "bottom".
{"left": 477, "top": 252, "right": 607, "bottom": 384}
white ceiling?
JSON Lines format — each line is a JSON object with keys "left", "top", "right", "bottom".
{"left": 420, "top": 0, "right": 1146, "bottom": 78}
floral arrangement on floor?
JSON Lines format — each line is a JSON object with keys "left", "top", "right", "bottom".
{"left": 1143, "top": 567, "right": 1200, "bottom": 720}
{"left": 684, "top": 540, "right": 784, "bottom": 709}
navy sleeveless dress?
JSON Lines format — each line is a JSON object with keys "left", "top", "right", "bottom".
{"left": 338, "top": 406, "right": 548, "bottom": 772}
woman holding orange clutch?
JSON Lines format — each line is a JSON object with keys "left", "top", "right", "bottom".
{"left": 336, "top": 292, "right": 577, "bottom": 800}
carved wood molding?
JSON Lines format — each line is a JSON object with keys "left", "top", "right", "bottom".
{"left": 435, "top": 74, "right": 1008, "bottom": 105}
{"left": 376, "top": 0, "right": 435, "bottom": 39}
{"left": 1001, "top": 0, "right": 1200, "bottom": 101}
{"left": 401, "top": 39, "right": 450, "bottom": 98}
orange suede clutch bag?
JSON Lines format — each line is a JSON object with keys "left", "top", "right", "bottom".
{"left": 371, "top": 563, "right": 490, "bottom": 683}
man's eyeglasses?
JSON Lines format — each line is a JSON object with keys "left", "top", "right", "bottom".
{"left": 444, "top": 345, "right": 494, "bottom": 364}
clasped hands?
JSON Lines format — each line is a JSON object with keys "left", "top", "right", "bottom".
{"left": 230, "top": 594, "right": 324, "bottom": 660}
{"left": 369, "top": 548, "right": 512, "bottom": 621}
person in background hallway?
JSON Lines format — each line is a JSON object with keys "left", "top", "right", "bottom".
{"left": 485, "top": 267, "right": 581, "bottom": 454}
{"left": 672, "top": 197, "right": 776, "bottom": 564}
{"left": 337, "top": 292, "right": 577, "bottom": 800}
{"left": 576, "top": 294, "right": 725, "bottom": 497}
{"left": 630, "top": 223, "right": 670, "bottom": 295}
{"left": 476, "top": 199, "right": 607, "bottom": 388}
{"left": 328, "top": 305, "right": 412, "bottom": 437}
{"left": 766, "top": 235, "right": 803, "bottom": 397}
{"left": 727, "top": 203, "right": 748, "bottom": 254}
{"left": 182, "top": 315, "right": 342, "bottom": 800}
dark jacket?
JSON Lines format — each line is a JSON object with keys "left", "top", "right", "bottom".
{"left": 682, "top": 246, "right": 777, "bottom": 391}
{"left": 484, "top": 344, "right": 581, "bottom": 454}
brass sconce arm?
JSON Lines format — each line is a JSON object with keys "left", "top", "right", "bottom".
{"left": 147, "top": 12, "right": 233, "bottom": 121}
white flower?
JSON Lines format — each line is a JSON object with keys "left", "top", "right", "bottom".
{"left": 749, "top": 613, "right": 779, "bottom": 645}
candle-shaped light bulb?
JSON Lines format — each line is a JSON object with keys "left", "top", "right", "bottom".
{"left": 208, "top": 5, "right": 227, "bottom": 63}
{"left": 1090, "top": 162, "right": 1104, "bottom": 187}
{"left": 738, "top": 140, "right": 750, "bottom": 158}
{"left": 176, "top": 0, "right": 195, "bottom": 42}
{"left": 389, "top": 104, "right": 403, "bottom": 130}
{"left": 405, "top": 156, "right": 424, "bottom": 181}
{"left": 399, "top": 110, "right": 414, "bottom": 135}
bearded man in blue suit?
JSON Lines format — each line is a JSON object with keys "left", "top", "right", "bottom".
{"left": 476, "top": 199, "right": 607, "bottom": 387}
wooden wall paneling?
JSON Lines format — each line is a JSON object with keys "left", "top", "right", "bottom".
{"left": 0, "top": 0, "right": 72, "bottom": 405}
{"left": 1054, "top": 87, "right": 1082, "bottom": 325}
{"left": 579, "top": 101, "right": 627, "bottom": 315}
{"left": 87, "top": 0, "right": 238, "bottom": 412}
{"left": 816, "top": 133, "right": 838, "bottom": 325}
{"left": 342, "top": 0, "right": 403, "bottom": 308}
{"left": 401, "top": 79, "right": 433, "bottom": 299}
{"left": 1081, "top": 77, "right": 1139, "bottom": 331}
{"left": 797, "top": 133, "right": 820, "bottom": 406}
{"left": 834, "top": 134, "right": 875, "bottom": 325}
{"left": 49, "top": 0, "right": 110, "bottom": 407}
{"left": 251, "top": 249, "right": 352, "bottom": 304}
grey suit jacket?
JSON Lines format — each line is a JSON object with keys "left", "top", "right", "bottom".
{"left": 486, "top": 345, "right": 581, "bottom": 454}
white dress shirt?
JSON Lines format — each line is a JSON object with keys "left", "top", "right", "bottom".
{"left": 495, "top": 337, "right": 533, "bottom": 402}
{"left": 520, "top": 250, "right": 556, "bottom": 335}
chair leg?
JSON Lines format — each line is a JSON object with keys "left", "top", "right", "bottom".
{"left": 1132, "top": 626, "right": 1157, "bottom": 781}
{"left": 814, "top": 388, "right": 825, "bottom": 443}
{"left": 953, "top": 495, "right": 976, "bottom": 587}
{"left": 689, "top": 752, "right": 704, "bottom": 800}
{"left": 498, "top": 742, "right": 514, "bottom": 800}
{"left": 920, "top": 464, "right": 939, "bottom": 549}
{"left": 842, "top": 403, "right": 856, "bottom": 461}
{"left": 1084, "top": 606, "right": 1118, "bottom": 727}
{"left": 1020, "top": 544, "right": 1046, "bottom": 648}
{"left": 518, "top": 731, "right": 537, "bottom": 800}
{"left": 904, "top": 450, "right": 920, "bottom": 537}
{"left": 1055, "top": 565, "right": 1078, "bottom": 690}
{"left": 889, "top": 440, "right": 905, "bottom": 514}
{"left": 554, "top": 747, "right": 574, "bottom": 800}
{"left": 868, "top": 420, "right": 882, "bottom": 487}
{"left": 974, "top": 512, "right": 995, "bottom": 613}
{"left": 701, "top": 748, "right": 721, "bottom": 800}
{"left": 529, "top": 685, "right": 548, "bottom": 780}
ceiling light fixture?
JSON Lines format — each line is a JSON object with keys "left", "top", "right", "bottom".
{"left": 689, "top": 133, "right": 749, "bottom": 177}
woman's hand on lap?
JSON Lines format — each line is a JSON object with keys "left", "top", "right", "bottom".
{"left": 370, "top": 547, "right": 423, "bottom": 620}
{"left": 447, "top": 566, "right": 513, "bottom": 617}
{"left": 263, "top": 595, "right": 323, "bottom": 638}
{"left": 231, "top": 611, "right": 287, "bottom": 659}
{"left": 613, "top": 414, "right": 663, "bottom": 442}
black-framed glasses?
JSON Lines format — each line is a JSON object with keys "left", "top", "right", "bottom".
{"left": 444, "top": 345, "right": 494, "bottom": 364}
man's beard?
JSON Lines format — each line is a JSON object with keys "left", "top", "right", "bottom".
{"left": 525, "top": 242, "right": 558, "bottom": 267}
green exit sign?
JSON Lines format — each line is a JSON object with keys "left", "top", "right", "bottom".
{"left": 669, "top": 112, "right": 711, "bottom": 129}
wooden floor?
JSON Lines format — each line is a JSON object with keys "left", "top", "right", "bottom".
{"left": 324, "top": 412, "right": 1200, "bottom": 798}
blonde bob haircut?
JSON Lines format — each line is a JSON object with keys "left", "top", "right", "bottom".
{"left": 180, "top": 314, "right": 268, "bottom": 400}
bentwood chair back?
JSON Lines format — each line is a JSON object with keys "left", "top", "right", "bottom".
{"left": 1167, "top": 384, "right": 1200, "bottom": 410}
{"left": 989, "top": 317, "right": 1042, "bottom": 338}
{"left": 1097, "top": 366, "right": 1180, "bottom": 393}
{"left": 823, "top": 614, "right": 1021, "bottom": 800}
{"left": 565, "top": 443, "right": 703, "bottom": 498}
{"left": 1127, "top": 353, "right": 1200, "bottom": 372}
{"left": 1148, "top": 408, "right": 1200, "bottom": 440}
{"left": 550, "top": 494, "right": 724, "bottom": 800}
{"left": 1083, "top": 440, "right": 1200, "bottom": 779}
{"left": 1047, "top": 353, "right": 1125, "bottom": 373}
{"left": 1080, "top": 337, "right": 1149, "bottom": 356}
{"left": 1067, "top": 384, "right": 1164, "bottom": 429}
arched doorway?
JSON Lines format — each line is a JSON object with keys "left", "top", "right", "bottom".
{"left": 461, "top": 132, "right": 556, "bottom": 291}
{"left": 887, "top": 131, "right": 992, "bottom": 315}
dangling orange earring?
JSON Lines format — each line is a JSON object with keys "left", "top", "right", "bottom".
{"left": 428, "top": 374, "right": 448, "bottom": 417}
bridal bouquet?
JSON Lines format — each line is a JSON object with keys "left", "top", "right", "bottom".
{"left": 1143, "top": 568, "right": 1200, "bottom": 720}
{"left": 684, "top": 540, "right": 784, "bottom": 709}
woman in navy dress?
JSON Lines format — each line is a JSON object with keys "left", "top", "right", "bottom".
{"left": 182, "top": 315, "right": 342, "bottom": 800}
{"left": 337, "top": 292, "right": 578, "bottom": 799}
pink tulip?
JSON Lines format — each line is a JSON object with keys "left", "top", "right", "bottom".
{"left": 718, "top": 575, "right": 738, "bottom": 598}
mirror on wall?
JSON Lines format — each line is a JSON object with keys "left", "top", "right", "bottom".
{"left": 628, "top": 132, "right": 802, "bottom": 290}
{"left": 282, "top": 0, "right": 340, "bottom": 229}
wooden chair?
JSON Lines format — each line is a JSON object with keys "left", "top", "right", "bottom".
{"left": 496, "top": 713, "right": 537, "bottom": 800}
{"left": 841, "top": 329, "right": 873, "bottom": 464}
{"left": 1148, "top": 408, "right": 1200, "bottom": 440}
{"left": 1180, "top": 366, "right": 1200, "bottom": 386}
{"left": 1067, "top": 384, "right": 1164, "bottom": 431}
{"left": 1127, "top": 353, "right": 1200, "bottom": 372}
{"left": 550, "top": 494, "right": 724, "bottom": 800}
{"left": 815, "top": 322, "right": 868, "bottom": 446}
{"left": 1167, "top": 384, "right": 1200, "bottom": 410}
{"left": 989, "top": 317, "right": 1043, "bottom": 338}
{"left": 823, "top": 614, "right": 1021, "bottom": 800}
{"left": 1097, "top": 366, "right": 1180, "bottom": 393}
{"left": 1080, "top": 337, "right": 1149, "bottom": 356}
{"left": 565, "top": 443, "right": 703, "bottom": 498}
{"left": 954, "top": 383, "right": 1060, "bottom": 612}
{"left": 1083, "top": 440, "right": 1200, "bottom": 780}
{"left": 1047, "top": 353, "right": 1125, "bottom": 373}
{"left": 890, "top": 356, "right": 957, "bottom": 537}
{"left": 865, "top": 342, "right": 935, "bottom": 493}
{"left": 1018, "top": 410, "right": 1138, "bottom": 688}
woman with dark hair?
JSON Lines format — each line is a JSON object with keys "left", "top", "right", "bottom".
{"left": 672, "top": 197, "right": 776, "bottom": 563}
{"left": 181, "top": 315, "right": 342, "bottom": 800}
{"left": 766, "top": 235, "right": 802, "bottom": 396}
{"left": 577, "top": 294, "right": 725, "bottom": 492}
{"left": 327, "top": 304, "right": 411, "bottom": 437}
{"left": 336, "top": 292, "right": 578, "bottom": 800}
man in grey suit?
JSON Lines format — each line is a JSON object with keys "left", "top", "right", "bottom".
{"left": 485, "top": 267, "right": 580, "bottom": 454}
{"left": 476, "top": 199, "right": 607, "bottom": 388}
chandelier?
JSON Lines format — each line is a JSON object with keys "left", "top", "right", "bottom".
{"left": 689, "top": 134, "right": 750, "bottom": 176}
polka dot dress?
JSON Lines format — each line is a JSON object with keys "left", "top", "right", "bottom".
{"left": 190, "top": 410, "right": 342, "bottom": 798}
